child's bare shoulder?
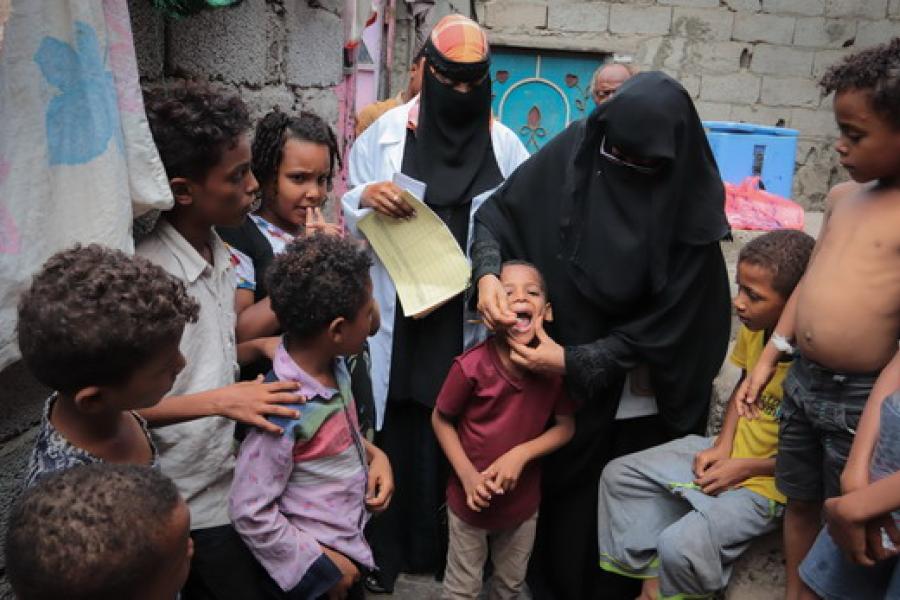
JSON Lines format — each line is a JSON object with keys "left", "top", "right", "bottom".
{"left": 824, "top": 181, "right": 864, "bottom": 214}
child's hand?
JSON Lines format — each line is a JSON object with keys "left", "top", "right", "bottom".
{"left": 508, "top": 318, "right": 566, "bottom": 376}
{"left": 483, "top": 446, "right": 528, "bottom": 494}
{"left": 305, "top": 207, "right": 344, "bottom": 237}
{"left": 360, "top": 181, "right": 416, "bottom": 219}
{"left": 692, "top": 444, "right": 730, "bottom": 478}
{"left": 825, "top": 495, "right": 876, "bottom": 565}
{"left": 693, "top": 458, "right": 751, "bottom": 496}
{"left": 462, "top": 471, "right": 493, "bottom": 512}
{"left": 365, "top": 445, "right": 394, "bottom": 513}
{"left": 735, "top": 362, "right": 775, "bottom": 419}
{"left": 322, "top": 546, "right": 360, "bottom": 599}
{"left": 214, "top": 376, "right": 303, "bottom": 435}
{"left": 865, "top": 514, "right": 900, "bottom": 563}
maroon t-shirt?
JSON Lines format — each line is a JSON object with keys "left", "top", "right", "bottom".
{"left": 435, "top": 338, "right": 575, "bottom": 530}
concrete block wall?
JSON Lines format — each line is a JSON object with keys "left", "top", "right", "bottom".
{"left": 476, "top": 0, "right": 900, "bottom": 209}
{"left": 0, "top": 2, "right": 355, "bottom": 596}
{"left": 128, "top": 0, "right": 345, "bottom": 124}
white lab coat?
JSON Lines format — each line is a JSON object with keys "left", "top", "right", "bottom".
{"left": 342, "top": 99, "right": 530, "bottom": 429}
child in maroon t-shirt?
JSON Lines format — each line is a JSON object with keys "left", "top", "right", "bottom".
{"left": 432, "top": 261, "right": 576, "bottom": 599}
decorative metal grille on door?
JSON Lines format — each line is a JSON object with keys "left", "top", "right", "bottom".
{"left": 491, "top": 49, "right": 607, "bottom": 153}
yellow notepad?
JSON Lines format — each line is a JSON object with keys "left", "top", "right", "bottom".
{"left": 358, "top": 186, "right": 470, "bottom": 319}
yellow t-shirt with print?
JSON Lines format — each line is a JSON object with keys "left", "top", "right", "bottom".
{"left": 728, "top": 325, "right": 790, "bottom": 504}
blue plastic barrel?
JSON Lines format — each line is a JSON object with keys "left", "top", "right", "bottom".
{"left": 703, "top": 121, "right": 799, "bottom": 199}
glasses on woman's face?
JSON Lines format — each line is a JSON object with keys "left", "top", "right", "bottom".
{"left": 599, "top": 136, "right": 663, "bottom": 175}
{"left": 429, "top": 65, "right": 488, "bottom": 92}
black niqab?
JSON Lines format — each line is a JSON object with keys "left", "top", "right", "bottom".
{"left": 562, "top": 71, "right": 729, "bottom": 308}
{"left": 476, "top": 71, "right": 731, "bottom": 433}
{"left": 414, "top": 66, "right": 495, "bottom": 207}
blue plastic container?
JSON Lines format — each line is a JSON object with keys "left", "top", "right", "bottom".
{"left": 703, "top": 121, "right": 799, "bottom": 199}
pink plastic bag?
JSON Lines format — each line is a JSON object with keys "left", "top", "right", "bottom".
{"left": 724, "top": 176, "right": 804, "bottom": 231}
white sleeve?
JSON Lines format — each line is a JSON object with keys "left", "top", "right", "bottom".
{"left": 341, "top": 127, "right": 379, "bottom": 238}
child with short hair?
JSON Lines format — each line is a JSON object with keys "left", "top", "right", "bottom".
{"left": 216, "top": 109, "right": 382, "bottom": 438}
{"left": 137, "top": 83, "right": 303, "bottom": 599}
{"left": 6, "top": 463, "right": 193, "bottom": 600}
{"left": 737, "top": 37, "right": 900, "bottom": 599}
{"left": 432, "top": 260, "right": 576, "bottom": 599}
{"left": 17, "top": 244, "right": 197, "bottom": 487}
{"left": 229, "top": 234, "right": 393, "bottom": 600}
{"left": 221, "top": 108, "right": 343, "bottom": 313}
{"left": 598, "top": 229, "right": 815, "bottom": 600}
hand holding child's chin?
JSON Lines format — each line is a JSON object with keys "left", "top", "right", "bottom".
{"left": 508, "top": 318, "right": 565, "bottom": 376}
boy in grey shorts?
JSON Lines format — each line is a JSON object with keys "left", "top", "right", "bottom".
{"left": 598, "top": 230, "right": 814, "bottom": 600}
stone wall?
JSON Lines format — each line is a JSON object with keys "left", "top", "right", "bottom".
{"left": 0, "top": 1, "right": 353, "bottom": 595}
{"left": 128, "top": 0, "right": 346, "bottom": 124}
{"left": 474, "top": 0, "right": 900, "bottom": 209}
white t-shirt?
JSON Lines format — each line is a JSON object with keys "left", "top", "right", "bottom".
{"left": 136, "top": 219, "right": 239, "bottom": 530}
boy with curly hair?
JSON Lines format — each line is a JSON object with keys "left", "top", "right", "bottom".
{"left": 6, "top": 464, "right": 193, "bottom": 600}
{"left": 230, "top": 234, "right": 393, "bottom": 600}
{"left": 17, "top": 244, "right": 198, "bottom": 487}
{"left": 137, "top": 83, "right": 303, "bottom": 599}
{"left": 737, "top": 38, "right": 900, "bottom": 599}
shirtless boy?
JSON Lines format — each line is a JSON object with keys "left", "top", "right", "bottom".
{"left": 738, "top": 38, "right": 900, "bottom": 600}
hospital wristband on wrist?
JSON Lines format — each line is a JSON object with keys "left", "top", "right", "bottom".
{"left": 771, "top": 332, "right": 795, "bottom": 355}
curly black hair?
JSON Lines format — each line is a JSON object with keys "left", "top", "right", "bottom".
{"left": 738, "top": 229, "right": 816, "bottom": 298}
{"left": 820, "top": 37, "right": 900, "bottom": 128}
{"left": 252, "top": 109, "right": 342, "bottom": 196}
{"left": 6, "top": 464, "right": 183, "bottom": 600}
{"left": 17, "top": 244, "right": 199, "bottom": 394}
{"left": 266, "top": 234, "right": 372, "bottom": 340}
{"left": 143, "top": 82, "right": 251, "bottom": 181}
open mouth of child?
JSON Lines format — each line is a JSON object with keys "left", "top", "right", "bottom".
{"left": 514, "top": 311, "right": 533, "bottom": 333}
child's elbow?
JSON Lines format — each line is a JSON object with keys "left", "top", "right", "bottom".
{"left": 557, "top": 415, "right": 576, "bottom": 443}
{"left": 431, "top": 407, "right": 443, "bottom": 432}
{"left": 228, "top": 494, "right": 265, "bottom": 537}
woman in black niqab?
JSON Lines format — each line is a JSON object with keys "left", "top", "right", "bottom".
{"left": 474, "top": 71, "right": 732, "bottom": 599}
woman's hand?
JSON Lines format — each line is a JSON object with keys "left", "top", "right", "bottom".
{"left": 360, "top": 182, "right": 416, "bottom": 219}
{"left": 476, "top": 274, "right": 517, "bottom": 331}
{"left": 508, "top": 318, "right": 566, "bottom": 376}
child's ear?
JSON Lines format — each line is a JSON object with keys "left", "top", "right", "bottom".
{"left": 72, "top": 386, "right": 106, "bottom": 414}
{"left": 543, "top": 302, "right": 553, "bottom": 323}
{"left": 328, "top": 316, "right": 347, "bottom": 345}
{"left": 170, "top": 178, "right": 194, "bottom": 207}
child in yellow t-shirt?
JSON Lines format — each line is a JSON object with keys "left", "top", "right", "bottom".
{"left": 597, "top": 230, "right": 815, "bottom": 600}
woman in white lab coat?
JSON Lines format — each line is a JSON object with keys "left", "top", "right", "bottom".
{"left": 341, "top": 14, "right": 528, "bottom": 591}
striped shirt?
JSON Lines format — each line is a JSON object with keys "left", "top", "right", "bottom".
{"left": 229, "top": 345, "right": 372, "bottom": 593}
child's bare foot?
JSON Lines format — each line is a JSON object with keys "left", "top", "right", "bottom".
{"left": 637, "top": 577, "right": 659, "bottom": 600}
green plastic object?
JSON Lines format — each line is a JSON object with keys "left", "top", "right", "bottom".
{"left": 150, "top": 0, "right": 242, "bottom": 19}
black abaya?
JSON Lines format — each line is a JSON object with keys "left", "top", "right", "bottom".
{"left": 473, "top": 72, "right": 732, "bottom": 599}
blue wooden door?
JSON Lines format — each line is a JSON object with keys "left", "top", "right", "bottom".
{"left": 491, "top": 49, "right": 606, "bottom": 153}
